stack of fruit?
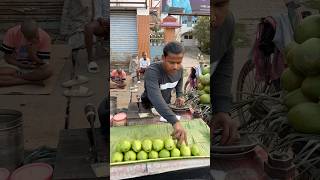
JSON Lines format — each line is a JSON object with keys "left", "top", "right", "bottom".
{"left": 198, "top": 66, "right": 211, "bottom": 105}
{"left": 111, "top": 138, "right": 201, "bottom": 163}
{"left": 281, "top": 14, "right": 320, "bottom": 134}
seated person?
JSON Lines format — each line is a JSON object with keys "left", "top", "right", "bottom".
{"left": 153, "top": 56, "right": 160, "bottom": 63}
{"left": 137, "top": 52, "right": 150, "bottom": 81}
{"left": 128, "top": 55, "right": 139, "bottom": 86}
{"left": 110, "top": 68, "right": 127, "bottom": 89}
{"left": 0, "top": 19, "right": 52, "bottom": 87}
{"left": 84, "top": 17, "right": 108, "bottom": 73}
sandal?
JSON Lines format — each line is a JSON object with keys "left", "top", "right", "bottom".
{"left": 63, "top": 86, "right": 94, "bottom": 97}
{"left": 88, "top": 61, "right": 99, "bottom": 73}
{"left": 61, "top": 75, "right": 89, "bottom": 88}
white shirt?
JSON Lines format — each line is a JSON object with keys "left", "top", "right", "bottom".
{"left": 139, "top": 58, "right": 150, "bottom": 68}
{"left": 194, "top": 65, "right": 202, "bottom": 78}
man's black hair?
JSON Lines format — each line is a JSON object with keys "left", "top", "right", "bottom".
{"left": 163, "top": 41, "right": 185, "bottom": 57}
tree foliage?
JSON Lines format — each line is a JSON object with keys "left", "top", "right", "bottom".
{"left": 193, "top": 16, "right": 210, "bottom": 54}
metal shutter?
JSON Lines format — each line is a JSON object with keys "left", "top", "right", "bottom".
{"left": 110, "top": 11, "right": 138, "bottom": 56}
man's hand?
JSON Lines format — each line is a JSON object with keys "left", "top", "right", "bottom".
{"left": 26, "top": 43, "right": 44, "bottom": 65}
{"left": 26, "top": 43, "right": 37, "bottom": 55}
{"left": 18, "top": 62, "right": 37, "bottom": 69}
{"left": 5, "top": 54, "right": 36, "bottom": 69}
{"left": 175, "top": 97, "right": 185, "bottom": 107}
{"left": 211, "top": 112, "right": 240, "bottom": 145}
{"left": 171, "top": 122, "right": 188, "bottom": 145}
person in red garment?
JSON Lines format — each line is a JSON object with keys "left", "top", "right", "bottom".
{"left": 211, "top": 0, "right": 240, "bottom": 145}
{"left": 110, "top": 68, "right": 127, "bottom": 89}
{"left": 0, "top": 19, "right": 52, "bottom": 87}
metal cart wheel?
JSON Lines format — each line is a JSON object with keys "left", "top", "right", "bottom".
{"left": 236, "top": 59, "right": 279, "bottom": 127}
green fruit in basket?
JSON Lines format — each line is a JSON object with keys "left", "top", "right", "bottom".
{"left": 294, "top": 15, "right": 320, "bottom": 44}
{"left": 176, "top": 142, "right": 186, "bottom": 149}
{"left": 132, "top": 140, "right": 142, "bottom": 152}
{"left": 198, "top": 90, "right": 206, "bottom": 96}
{"left": 159, "top": 149, "right": 170, "bottom": 158}
{"left": 288, "top": 102, "right": 320, "bottom": 134}
{"left": 120, "top": 140, "right": 131, "bottom": 153}
{"left": 149, "top": 150, "right": 159, "bottom": 159}
{"left": 301, "top": 75, "right": 320, "bottom": 101}
{"left": 204, "top": 85, "right": 210, "bottom": 93}
{"left": 115, "top": 143, "right": 122, "bottom": 152}
{"left": 112, "top": 152, "right": 123, "bottom": 163}
{"left": 284, "top": 88, "right": 312, "bottom": 109}
{"left": 137, "top": 150, "right": 148, "bottom": 160}
{"left": 171, "top": 148, "right": 181, "bottom": 157}
{"left": 124, "top": 150, "right": 136, "bottom": 161}
{"left": 284, "top": 41, "right": 298, "bottom": 58}
{"left": 202, "top": 66, "right": 210, "bottom": 75}
{"left": 199, "top": 73, "right": 210, "bottom": 85}
{"left": 152, "top": 139, "right": 164, "bottom": 151}
{"left": 142, "top": 139, "right": 153, "bottom": 152}
{"left": 198, "top": 83, "right": 204, "bottom": 90}
{"left": 191, "top": 145, "right": 200, "bottom": 156}
{"left": 200, "top": 94, "right": 211, "bottom": 104}
{"left": 180, "top": 145, "right": 191, "bottom": 156}
{"left": 292, "top": 38, "right": 320, "bottom": 76}
{"left": 280, "top": 68, "right": 304, "bottom": 92}
{"left": 164, "top": 138, "right": 175, "bottom": 150}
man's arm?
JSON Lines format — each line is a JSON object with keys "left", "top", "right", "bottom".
{"left": 210, "top": 13, "right": 239, "bottom": 145}
{"left": 122, "top": 71, "right": 127, "bottom": 80}
{"left": 212, "top": 16, "right": 235, "bottom": 113}
{"left": 212, "top": 46, "right": 234, "bottom": 113}
{"left": 34, "top": 32, "right": 51, "bottom": 64}
{"left": 3, "top": 54, "right": 34, "bottom": 69}
{"left": 145, "top": 68, "right": 178, "bottom": 125}
{"left": 27, "top": 44, "right": 45, "bottom": 64}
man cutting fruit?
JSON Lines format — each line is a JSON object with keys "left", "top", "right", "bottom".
{"left": 140, "top": 41, "right": 187, "bottom": 145}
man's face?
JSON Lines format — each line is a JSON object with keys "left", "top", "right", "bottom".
{"left": 162, "top": 53, "right": 183, "bottom": 74}
{"left": 214, "top": 1, "right": 230, "bottom": 28}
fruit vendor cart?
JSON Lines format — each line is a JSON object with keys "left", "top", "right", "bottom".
{"left": 110, "top": 118, "right": 210, "bottom": 180}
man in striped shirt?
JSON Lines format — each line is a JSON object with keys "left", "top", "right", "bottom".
{"left": 0, "top": 19, "right": 52, "bottom": 87}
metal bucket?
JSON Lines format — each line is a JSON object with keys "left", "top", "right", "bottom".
{"left": 0, "top": 109, "right": 24, "bottom": 171}
{"left": 110, "top": 96, "right": 117, "bottom": 115}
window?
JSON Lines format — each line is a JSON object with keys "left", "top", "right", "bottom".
{"left": 184, "top": 34, "right": 193, "bottom": 39}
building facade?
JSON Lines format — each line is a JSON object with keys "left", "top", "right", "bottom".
{"left": 110, "top": 0, "right": 151, "bottom": 63}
